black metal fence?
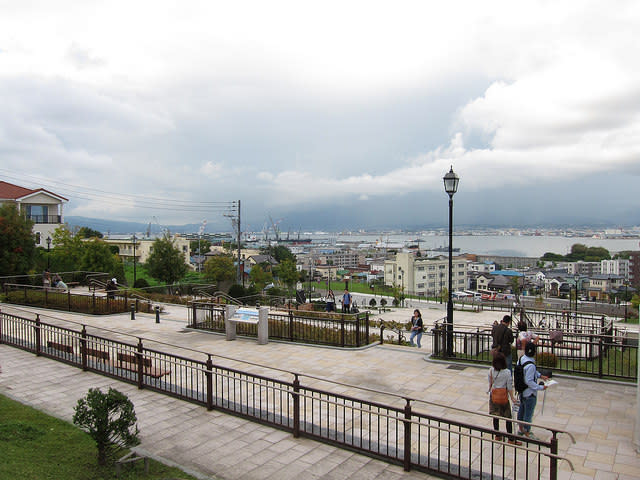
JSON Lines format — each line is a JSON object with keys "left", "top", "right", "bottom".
{"left": 2, "top": 284, "right": 153, "bottom": 315}
{"left": 1, "top": 310, "right": 569, "bottom": 479}
{"left": 188, "top": 302, "right": 372, "bottom": 348}
{"left": 432, "top": 325, "right": 638, "bottom": 381}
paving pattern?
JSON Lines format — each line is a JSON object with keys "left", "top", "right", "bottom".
{"left": 0, "top": 300, "right": 638, "bottom": 480}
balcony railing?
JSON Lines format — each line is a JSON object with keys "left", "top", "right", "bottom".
{"left": 26, "top": 214, "right": 62, "bottom": 224}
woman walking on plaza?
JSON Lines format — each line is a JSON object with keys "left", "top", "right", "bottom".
{"left": 488, "top": 353, "right": 520, "bottom": 444}
{"left": 409, "top": 309, "right": 424, "bottom": 348}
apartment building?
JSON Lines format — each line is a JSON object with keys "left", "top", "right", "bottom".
{"left": 600, "top": 259, "right": 629, "bottom": 280}
{"left": 103, "top": 235, "right": 192, "bottom": 267}
{"left": 629, "top": 252, "right": 640, "bottom": 289}
{"left": 384, "top": 252, "right": 468, "bottom": 297}
{"left": 0, "top": 181, "right": 68, "bottom": 247}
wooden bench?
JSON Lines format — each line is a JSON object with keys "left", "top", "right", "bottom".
{"left": 82, "top": 347, "right": 110, "bottom": 362}
{"left": 116, "top": 353, "right": 170, "bottom": 378}
{"left": 47, "top": 341, "right": 73, "bottom": 354}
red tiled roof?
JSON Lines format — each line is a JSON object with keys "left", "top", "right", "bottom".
{"left": 0, "top": 181, "right": 36, "bottom": 199}
{"left": 0, "top": 181, "right": 67, "bottom": 201}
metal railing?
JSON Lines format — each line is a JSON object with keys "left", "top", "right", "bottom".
{"left": 2, "top": 284, "right": 153, "bottom": 315}
{"left": 0, "top": 309, "right": 571, "bottom": 479}
{"left": 431, "top": 325, "right": 638, "bottom": 381}
{"left": 188, "top": 302, "right": 372, "bottom": 348}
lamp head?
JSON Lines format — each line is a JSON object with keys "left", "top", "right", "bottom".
{"left": 443, "top": 166, "right": 459, "bottom": 197}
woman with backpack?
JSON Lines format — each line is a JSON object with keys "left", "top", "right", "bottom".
{"left": 487, "top": 353, "right": 521, "bottom": 444}
{"left": 516, "top": 342, "right": 549, "bottom": 439}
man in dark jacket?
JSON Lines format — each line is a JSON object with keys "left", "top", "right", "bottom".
{"left": 492, "top": 315, "right": 514, "bottom": 371}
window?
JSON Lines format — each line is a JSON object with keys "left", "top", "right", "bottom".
{"left": 417, "top": 266, "right": 424, "bottom": 271}
{"left": 417, "top": 283, "right": 424, "bottom": 288}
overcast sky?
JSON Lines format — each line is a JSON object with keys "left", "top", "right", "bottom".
{"left": 1, "top": 1, "right": 639, "bottom": 232}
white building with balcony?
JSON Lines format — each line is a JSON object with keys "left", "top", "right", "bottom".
{"left": 0, "top": 181, "right": 67, "bottom": 247}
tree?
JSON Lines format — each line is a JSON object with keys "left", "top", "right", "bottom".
{"left": 203, "top": 255, "right": 236, "bottom": 284}
{"left": 50, "top": 225, "right": 84, "bottom": 272}
{"left": 145, "top": 235, "right": 188, "bottom": 285}
{"left": 72, "top": 387, "right": 140, "bottom": 466}
{"left": 0, "top": 203, "right": 36, "bottom": 275}
{"left": 190, "top": 239, "right": 212, "bottom": 254}
{"left": 80, "top": 239, "right": 120, "bottom": 274}
{"left": 76, "top": 226, "right": 103, "bottom": 239}
{"left": 249, "top": 263, "right": 272, "bottom": 291}
{"left": 261, "top": 245, "right": 296, "bottom": 263}
{"left": 275, "top": 258, "right": 298, "bottom": 292}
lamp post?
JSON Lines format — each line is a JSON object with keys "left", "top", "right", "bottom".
{"left": 399, "top": 267, "right": 404, "bottom": 307}
{"left": 443, "top": 166, "right": 459, "bottom": 357}
{"left": 46, "top": 236, "right": 51, "bottom": 269}
{"left": 624, "top": 282, "right": 629, "bottom": 322}
{"left": 132, "top": 234, "right": 137, "bottom": 286}
{"left": 574, "top": 274, "right": 580, "bottom": 319}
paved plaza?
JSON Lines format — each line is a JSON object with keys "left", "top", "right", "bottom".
{"left": 0, "top": 299, "right": 638, "bottom": 480}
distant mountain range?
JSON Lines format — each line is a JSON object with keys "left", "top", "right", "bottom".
{"left": 65, "top": 216, "right": 209, "bottom": 236}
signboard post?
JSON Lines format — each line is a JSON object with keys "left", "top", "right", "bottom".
{"left": 225, "top": 305, "right": 268, "bottom": 344}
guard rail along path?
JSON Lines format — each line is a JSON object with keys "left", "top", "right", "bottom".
{"left": 0, "top": 308, "right": 574, "bottom": 479}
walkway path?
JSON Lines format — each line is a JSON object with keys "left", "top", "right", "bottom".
{"left": 0, "top": 302, "right": 638, "bottom": 480}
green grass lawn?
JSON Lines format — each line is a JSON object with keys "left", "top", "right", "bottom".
{"left": 0, "top": 394, "right": 199, "bottom": 480}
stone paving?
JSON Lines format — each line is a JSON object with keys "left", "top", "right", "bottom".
{"left": 0, "top": 300, "right": 638, "bottom": 480}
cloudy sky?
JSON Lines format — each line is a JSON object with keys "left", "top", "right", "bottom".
{"left": 1, "top": 1, "right": 639, "bottom": 232}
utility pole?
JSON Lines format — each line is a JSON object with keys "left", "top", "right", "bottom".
{"left": 237, "top": 200, "right": 241, "bottom": 284}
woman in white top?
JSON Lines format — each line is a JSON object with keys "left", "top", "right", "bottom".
{"left": 488, "top": 353, "right": 520, "bottom": 444}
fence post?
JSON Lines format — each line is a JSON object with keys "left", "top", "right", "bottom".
{"left": 598, "top": 335, "right": 604, "bottom": 379}
{"left": 81, "top": 325, "right": 88, "bottom": 371}
{"left": 356, "top": 314, "right": 361, "bottom": 347}
{"left": 289, "top": 310, "right": 294, "bottom": 342}
{"left": 68, "top": 289, "right": 72, "bottom": 311}
{"left": 155, "top": 306, "right": 160, "bottom": 323}
{"left": 380, "top": 322, "right": 385, "bottom": 345}
{"left": 136, "top": 338, "right": 144, "bottom": 389}
{"left": 131, "top": 304, "right": 136, "bottom": 320}
{"left": 35, "top": 314, "right": 41, "bottom": 356}
{"left": 93, "top": 291, "right": 96, "bottom": 313}
{"left": 341, "top": 315, "right": 345, "bottom": 347}
{"left": 206, "top": 355, "right": 213, "bottom": 411}
{"left": 292, "top": 374, "right": 300, "bottom": 438}
{"left": 365, "top": 312, "right": 370, "bottom": 344}
{"left": 191, "top": 303, "right": 197, "bottom": 327}
{"left": 135, "top": 298, "right": 139, "bottom": 313}
{"left": 550, "top": 433, "right": 558, "bottom": 480}
{"left": 45, "top": 287, "right": 48, "bottom": 306}
{"left": 403, "top": 398, "right": 412, "bottom": 471}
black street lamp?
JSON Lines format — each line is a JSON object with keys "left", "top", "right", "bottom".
{"left": 574, "top": 274, "right": 580, "bottom": 319}
{"left": 46, "top": 236, "right": 51, "bottom": 269}
{"left": 623, "top": 282, "right": 629, "bottom": 322}
{"left": 132, "top": 234, "right": 137, "bottom": 286}
{"left": 443, "top": 166, "right": 459, "bottom": 357}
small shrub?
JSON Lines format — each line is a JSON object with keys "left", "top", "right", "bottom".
{"left": 228, "top": 284, "right": 246, "bottom": 298}
{"left": 536, "top": 352, "right": 558, "bottom": 368}
{"left": 369, "top": 298, "right": 377, "bottom": 307}
{"left": 133, "top": 278, "right": 149, "bottom": 289}
{"left": 380, "top": 298, "right": 387, "bottom": 307}
{"left": 392, "top": 298, "right": 399, "bottom": 307}
{"left": 72, "top": 388, "right": 140, "bottom": 466}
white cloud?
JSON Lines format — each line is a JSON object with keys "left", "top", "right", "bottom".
{"left": 0, "top": 1, "right": 638, "bottom": 225}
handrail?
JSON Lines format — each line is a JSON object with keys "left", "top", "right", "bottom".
{"left": 1, "top": 304, "right": 571, "bottom": 442}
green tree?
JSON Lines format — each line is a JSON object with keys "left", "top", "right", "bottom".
{"left": 190, "top": 239, "right": 212, "bottom": 254}
{"left": 80, "top": 239, "right": 120, "bottom": 274}
{"left": 203, "top": 255, "right": 236, "bottom": 284}
{"left": 50, "top": 225, "right": 84, "bottom": 272}
{"left": 76, "top": 226, "right": 103, "bottom": 239}
{"left": 145, "top": 235, "right": 188, "bottom": 285}
{"left": 249, "top": 263, "right": 272, "bottom": 291}
{"left": 72, "top": 387, "right": 140, "bottom": 466}
{"left": 0, "top": 204, "right": 36, "bottom": 275}
{"left": 275, "top": 258, "right": 298, "bottom": 292}
{"left": 261, "top": 245, "right": 295, "bottom": 263}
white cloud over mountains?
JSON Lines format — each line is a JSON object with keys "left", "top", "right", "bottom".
{"left": 0, "top": 1, "right": 638, "bottom": 228}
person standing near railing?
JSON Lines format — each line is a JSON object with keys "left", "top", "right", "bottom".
{"left": 516, "top": 342, "right": 548, "bottom": 440}
{"left": 326, "top": 289, "right": 335, "bottom": 312}
{"left": 492, "top": 315, "right": 514, "bottom": 371}
{"left": 409, "top": 309, "right": 423, "bottom": 348}
{"left": 341, "top": 289, "right": 352, "bottom": 314}
{"left": 488, "top": 353, "right": 520, "bottom": 445}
